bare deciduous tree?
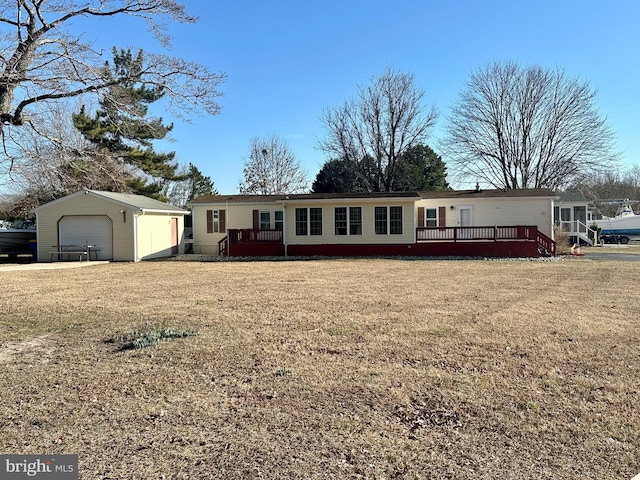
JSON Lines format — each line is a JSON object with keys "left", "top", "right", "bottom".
{"left": 0, "top": 0, "right": 226, "bottom": 171}
{"left": 443, "top": 61, "right": 617, "bottom": 190}
{"left": 239, "top": 135, "right": 308, "bottom": 195}
{"left": 567, "top": 165, "right": 640, "bottom": 215}
{"left": 319, "top": 68, "right": 438, "bottom": 192}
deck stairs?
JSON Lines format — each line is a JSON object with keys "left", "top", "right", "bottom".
{"left": 557, "top": 220, "right": 596, "bottom": 246}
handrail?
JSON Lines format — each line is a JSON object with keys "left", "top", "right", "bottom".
{"left": 218, "top": 236, "right": 227, "bottom": 256}
{"left": 416, "top": 225, "right": 556, "bottom": 257}
{"left": 416, "top": 225, "right": 537, "bottom": 242}
{"left": 556, "top": 220, "right": 598, "bottom": 244}
{"left": 535, "top": 230, "right": 556, "bottom": 256}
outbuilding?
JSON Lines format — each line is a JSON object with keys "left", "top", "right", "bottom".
{"left": 33, "top": 190, "right": 188, "bottom": 262}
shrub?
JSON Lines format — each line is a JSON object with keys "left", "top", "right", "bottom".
{"left": 553, "top": 226, "right": 572, "bottom": 255}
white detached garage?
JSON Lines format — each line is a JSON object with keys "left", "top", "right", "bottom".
{"left": 33, "top": 190, "right": 188, "bottom": 262}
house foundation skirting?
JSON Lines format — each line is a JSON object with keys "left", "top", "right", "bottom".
{"left": 282, "top": 241, "right": 540, "bottom": 258}
{"left": 228, "top": 243, "right": 285, "bottom": 257}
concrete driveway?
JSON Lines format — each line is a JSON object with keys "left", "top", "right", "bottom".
{"left": 0, "top": 261, "right": 109, "bottom": 271}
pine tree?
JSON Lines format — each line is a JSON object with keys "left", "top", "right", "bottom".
{"left": 72, "top": 49, "right": 186, "bottom": 200}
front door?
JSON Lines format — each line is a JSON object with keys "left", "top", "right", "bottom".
{"left": 458, "top": 206, "right": 474, "bottom": 239}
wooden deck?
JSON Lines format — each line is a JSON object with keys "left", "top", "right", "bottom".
{"left": 218, "top": 226, "right": 556, "bottom": 258}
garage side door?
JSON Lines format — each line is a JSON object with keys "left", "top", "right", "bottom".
{"left": 59, "top": 215, "right": 113, "bottom": 260}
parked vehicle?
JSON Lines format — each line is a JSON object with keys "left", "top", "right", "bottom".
{"left": 591, "top": 200, "right": 639, "bottom": 244}
{"left": 0, "top": 219, "right": 36, "bottom": 257}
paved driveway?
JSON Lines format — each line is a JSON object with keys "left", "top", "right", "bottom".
{"left": 0, "top": 261, "right": 109, "bottom": 271}
{"left": 568, "top": 245, "right": 640, "bottom": 262}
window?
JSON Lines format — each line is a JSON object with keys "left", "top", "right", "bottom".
{"left": 295, "top": 208, "right": 307, "bottom": 236}
{"left": 296, "top": 207, "right": 323, "bottom": 236}
{"left": 275, "top": 211, "right": 283, "bottom": 230}
{"left": 425, "top": 208, "right": 437, "bottom": 227}
{"left": 375, "top": 207, "right": 387, "bottom": 234}
{"left": 310, "top": 208, "right": 322, "bottom": 236}
{"left": 207, "top": 209, "right": 221, "bottom": 233}
{"left": 260, "top": 211, "right": 271, "bottom": 230}
{"left": 212, "top": 210, "right": 219, "bottom": 232}
{"left": 334, "top": 207, "right": 347, "bottom": 235}
{"left": 390, "top": 206, "right": 403, "bottom": 234}
{"left": 349, "top": 207, "right": 362, "bottom": 235}
{"left": 375, "top": 206, "right": 403, "bottom": 235}
{"left": 335, "top": 206, "right": 362, "bottom": 235}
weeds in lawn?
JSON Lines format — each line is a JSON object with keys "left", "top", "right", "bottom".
{"left": 109, "top": 327, "right": 198, "bottom": 350}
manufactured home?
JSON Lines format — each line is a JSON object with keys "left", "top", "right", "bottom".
{"left": 188, "top": 189, "right": 557, "bottom": 258}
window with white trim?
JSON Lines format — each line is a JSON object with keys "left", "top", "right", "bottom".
{"left": 335, "top": 207, "right": 347, "bottom": 235}
{"left": 335, "top": 206, "right": 362, "bottom": 235}
{"left": 295, "top": 207, "right": 323, "bottom": 236}
{"left": 260, "top": 211, "right": 271, "bottom": 230}
{"left": 275, "top": 211, "right": 283, "bottom": 230}
{"left": 349, "top": 207, "right": 362, "bottom": 235}
{"left": 425, "top": 208, "right": 437, "bottom": 227}
{"left": 310, "top": 208, "right": 322, "bottom": 236}
{"left": 375, "top": 206, "right": 403, "bottom": 235}
{"left": 375, "top": 206, "right": 387, "bottom": 234}
{"left": 208, "top": 210, "right": 220, "bottom": 233}
{"left": 295, "top": 208, "right": 307, "bottom": 236}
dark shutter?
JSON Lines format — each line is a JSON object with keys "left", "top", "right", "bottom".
{"left": 417, "top": 207, "right": 425, "bottom": 228}
{"left": 206, "top": 210, "right": 213, "bottom": 233}
{"left": 219, "top": 209, "right": 226, "bottom": 233}
{"left": 438, "top": 206, "right": 446, "bottom": 227}
{"left": 253, "top": 210, "right": 259, "bottom": 230}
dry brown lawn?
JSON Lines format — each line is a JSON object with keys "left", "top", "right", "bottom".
{"left": 0, "top": 258, "right": 638, "bottom": 479}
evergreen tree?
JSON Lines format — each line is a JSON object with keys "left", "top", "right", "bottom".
{"left": 312, "top": 157, "right": 374, "bottom": 193}
{"left": 186, "top": 163, "right": 218, "bottom": 201}
{"left": 391, "top": 144, "right": 450, "bottom": 191}
{"left": 72, "top": 49, "right": 186, "bottom": 200}
{"left": 313, "top": 145, "right": 449, "bottom": 193}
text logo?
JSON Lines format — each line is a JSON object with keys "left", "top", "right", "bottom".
{"left": 1, "top": 455, "right": 77, "bottom": 479}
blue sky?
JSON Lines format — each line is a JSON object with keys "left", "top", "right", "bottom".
{"left": 83, "top": 1, "right": 640, "bottom": 192}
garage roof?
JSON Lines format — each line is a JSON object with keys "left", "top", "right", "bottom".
{"left": 32, "top": 190, "right": 188, "bottom": 214}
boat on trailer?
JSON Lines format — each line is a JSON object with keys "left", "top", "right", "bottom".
{"left": 0, "top": 219, "right": 37, "bottom": 256}
{"left": 591, "top": 200, "right": 640, "bottom": 243}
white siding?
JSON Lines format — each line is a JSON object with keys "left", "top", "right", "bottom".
{"left": 191, "top": 202, "right": 272, "bottom": 255}
{"left": 136, "top": 213, "right": 184, "bottom": 260}
{"left": 416, "top": 197, "right": 553, "bottom": 238}
{"left": 284, "top": 199, "right": 416, "bottom": 245}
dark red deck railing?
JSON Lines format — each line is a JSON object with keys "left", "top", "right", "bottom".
{"left": 228, "top": 229, "right": 283, "bottom": 244}
{"left": 416, "top": 225, "right": 556, "bottom": 256}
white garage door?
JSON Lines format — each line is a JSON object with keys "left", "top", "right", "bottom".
{"left": 59, "top": 215, "right": 113, "bottom": 260}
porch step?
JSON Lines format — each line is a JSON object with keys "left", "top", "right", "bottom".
{"left": 575, "top": 232, "right": 593, "bottom": 246}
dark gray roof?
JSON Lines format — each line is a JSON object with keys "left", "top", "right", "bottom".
{"left": 190, "top": 189, "right": 557, "bottom": 204}
{"left": 419, "top": 188, "right": 557, "bottom": 199}
{"left": 190, "top": 191, "right": 421, "bottom": 204}
{"left": 555, "top": 191, "right": 591, "bottom": 203}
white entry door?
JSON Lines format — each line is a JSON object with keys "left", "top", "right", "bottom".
{"left": 458, "top": 206, "right": 474, "bottom": 239}
{"left": 59, "top": 215, "right": 113, "bottom": 260}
